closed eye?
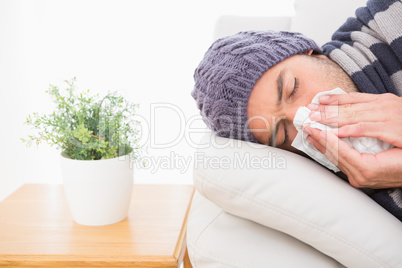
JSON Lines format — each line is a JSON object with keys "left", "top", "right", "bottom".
{"left": 290, "top": 77, "right": 299, "bottom": 97}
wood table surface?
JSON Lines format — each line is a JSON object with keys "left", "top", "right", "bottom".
{"left": 0, "top": 184, "right": 195, "bottom": 267}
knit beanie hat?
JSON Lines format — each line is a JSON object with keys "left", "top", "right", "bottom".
{"left": 192, "top": 30, "right": 321, "bottom": 143}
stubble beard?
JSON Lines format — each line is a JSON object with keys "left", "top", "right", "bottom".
{"left": 309, "top": 55, "right": 359, "bottom": 93}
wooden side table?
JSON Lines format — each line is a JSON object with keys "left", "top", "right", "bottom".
{"left": 0, "top": 184, "right": 194, "bottom": 267}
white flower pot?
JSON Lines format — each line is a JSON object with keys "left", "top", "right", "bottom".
{"left": 60, "top": 152, "right": 133, "bottom": 226}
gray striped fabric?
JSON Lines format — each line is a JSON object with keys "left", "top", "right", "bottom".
{"left": 322, "top": 0, "right": 402, "bottom": 222}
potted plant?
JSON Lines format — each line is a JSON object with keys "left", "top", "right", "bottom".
{"left": 22, "top": 77, "right": 143, "bottom": 226}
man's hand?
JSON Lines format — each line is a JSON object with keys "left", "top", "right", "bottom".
{"left": 308, "top": 92, "right": 402, "bottom": 147}
{"left": 305, "top": 127, "right": 402, "bottom": 188}
{"left": 304, "top": 92, "right": 402, "bottom": 189}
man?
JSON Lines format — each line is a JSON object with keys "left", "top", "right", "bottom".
{"left": 192, "top": 0, "right": 402, "bottom": 221}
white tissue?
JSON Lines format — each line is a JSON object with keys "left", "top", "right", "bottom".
{"left": 291, "top": 88, "right": 394, "bottom": 172}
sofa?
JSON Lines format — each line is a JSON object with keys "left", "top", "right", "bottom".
{"left": 186, "top": 0, "right": 402, "bottom": 267}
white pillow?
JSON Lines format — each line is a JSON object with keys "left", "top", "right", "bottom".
{"left": 193, "top": 132, "right": 402, "bottom": 268}
{"left": 290, "top": 0, "right": 367, "bottom": 46}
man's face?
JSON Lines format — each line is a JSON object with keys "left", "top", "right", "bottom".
{"left": 247, "top": 52, "right": 358, "bottom": 153}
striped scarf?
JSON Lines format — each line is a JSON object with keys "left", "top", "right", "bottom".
{"left": 322, "top": 0, "right": 402, "bottom": 222}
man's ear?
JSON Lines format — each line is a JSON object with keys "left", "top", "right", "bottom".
{"left": 306, "top": 49, "right": 314, "bottom": 55}
{"left": 306, "top": 49, "right": 331, "bottom": 61}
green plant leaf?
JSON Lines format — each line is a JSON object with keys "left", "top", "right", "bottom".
{"left": 22, "top": 78, "right": 144, "bottom": 160}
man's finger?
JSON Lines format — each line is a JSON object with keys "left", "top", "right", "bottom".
{"left": 334, "top": 122, "right": 402, "bottom": 147}
{"left": 306, "top": 126, "right": 362, "bottom": 169}
{"left": 309, "top": 102, "right": 386, "bottom": 127}
{"left": 305, "top": 127, "right": 339, "bottom": 166}
{"left": 318, "top": 92, "right": 380, "bottom": 105}
{"left": 334, "top": 122, "right": 379, "bottom": 138}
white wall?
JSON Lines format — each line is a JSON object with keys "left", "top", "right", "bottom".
{"left": 0, "top": 0, "right": 294, "bottom": 200}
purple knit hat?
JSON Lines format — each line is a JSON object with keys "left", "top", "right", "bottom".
{"left": 192, "top": 30, "right": 320, "bottom": 143}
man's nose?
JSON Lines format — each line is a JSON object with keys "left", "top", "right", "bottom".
{"left": 285, "top": 106, "right": 300, "bottom": 124}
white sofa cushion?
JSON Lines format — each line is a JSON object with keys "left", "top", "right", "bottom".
{"left": 290, "top": 0, "right": 367, "bottom": 46}
{"left": 193, "top": 132, "right": 402, "bottom": 268}
{"left": 187, "top": 191, "right": 345, "bottom": 268}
